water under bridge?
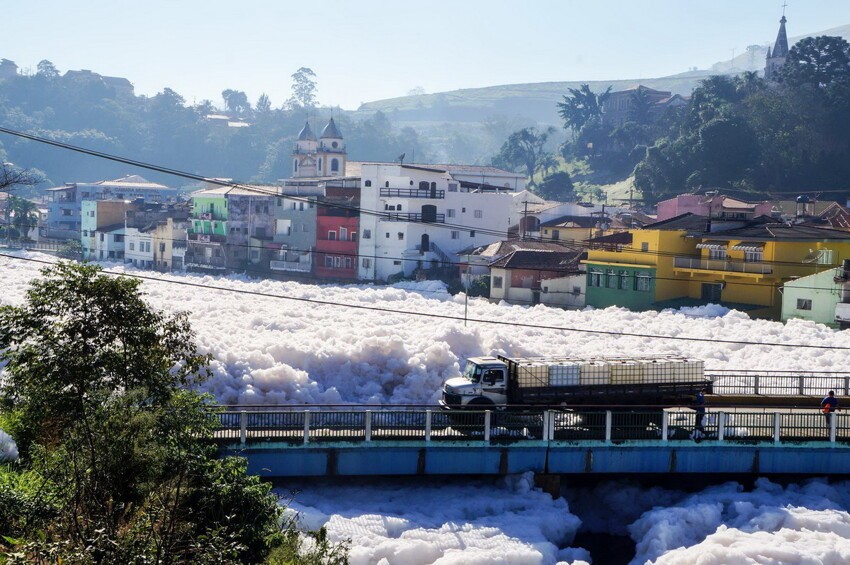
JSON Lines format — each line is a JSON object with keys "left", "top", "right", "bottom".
{"left": 215, "top": 404, "right": 850, "bottom": 479}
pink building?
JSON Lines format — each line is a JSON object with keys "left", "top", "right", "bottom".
{"left": 656, "top": 194, "right": 773, "bottom": 222}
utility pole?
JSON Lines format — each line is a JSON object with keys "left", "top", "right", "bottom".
{"left": 521, "top": 200, "right": 530, "bottom": 241}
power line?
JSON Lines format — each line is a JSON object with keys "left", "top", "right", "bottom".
{"left": 4, "top": 250, "right": 850, "bottom": 350}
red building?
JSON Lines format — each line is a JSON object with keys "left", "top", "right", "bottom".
{"left": 315, "top": 203, "right": 359, "bottom": 281}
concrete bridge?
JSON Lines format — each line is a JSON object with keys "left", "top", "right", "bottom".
{"left": 215, "top": 406, "right": 850, "bottom": 478}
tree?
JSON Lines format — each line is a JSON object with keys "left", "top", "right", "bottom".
{"left": 287, "top": 67, "right": 318, "bottom": 108}
{"left": 7, "top": 196, "right": 38, "bottom": 240}
{"left": 557, "top": 85, "right": 611, "bottom": 140}
{"left": 491, "top": 127, "right": 556, "bottom": 186}
{"left": 535, "top": 171, "right": 575, "bottom": 201}
{"left": 0, "top": 263, "right": 345, "bottom": 563}
{"left": 221, "top": 89, "right": 251, "bottom": 115}
{"left": 780, "top": 36, "right": 850, "bottom": 90}
{"left": 255, "top": 93, "right": 272, "bottom": 114}
{"left": 36, "top": 60, "right": 59, "bottom": 80}
{"left": 628, "top": 87, "right": 653, "bottom": 126}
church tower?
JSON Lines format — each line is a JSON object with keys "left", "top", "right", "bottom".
{"left": 293, "top": 121, "right": 318, "bottom": 178}
{"left": 317, "top": 118, "right": 346, "bottom": 177}
{"left": 765, "top": 13, "right": 789, "bottom": 81}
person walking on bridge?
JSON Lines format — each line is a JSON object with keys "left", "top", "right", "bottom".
{"left": 821, "top": 390, "right": 839, "bottom": 427}
{"left": 693, "top": 389, "right": 707, "bottom": 439}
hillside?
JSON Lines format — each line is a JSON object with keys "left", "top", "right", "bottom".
{"left": 357, "top": 23, "right": 850, "bottom": 126}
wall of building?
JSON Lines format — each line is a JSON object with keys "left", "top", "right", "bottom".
{"left": 781, "top": 268, "right": 841, "bottom": 327}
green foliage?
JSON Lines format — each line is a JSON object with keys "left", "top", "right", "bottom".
{"left": 287, "top": 67, "right": 318, "bottom": 109}
{"left": 536, "top": 171, "right": 575, "bottom": 201}
{"left": 632, "top": 38, "right": 850, "bottom": 204}
{"left": 557, "top": 84, "right": 611, "bottom": 138}
{"left": 491, "top": 127, "right": 556, "bottom": 186}
{"left": 267, "top": 526, "right": 350, "bottom": 565}
{"left": 0, "top": 262, "right": 346, "bottom": 564}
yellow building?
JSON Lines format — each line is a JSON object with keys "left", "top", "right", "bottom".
{"left": 584, "top": 213, "right": 850, "bottom": 318}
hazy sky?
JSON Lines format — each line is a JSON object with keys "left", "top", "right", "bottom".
{"left": 5, "top": 1, "right": 850, "bottom": 110}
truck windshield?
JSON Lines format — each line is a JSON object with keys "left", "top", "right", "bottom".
{"left": 462, "top": 362, "right": 481, "bottom": 383}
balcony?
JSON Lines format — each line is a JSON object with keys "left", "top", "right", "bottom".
{"left": 384, "top": 212, "right": 446, "bottom": 223}
{"left": 316, "top": 239, "right": 357, "bottom": 253}
{"left": 194, "top": 212, "right": 227, "bottom": 221}
{"left": 673, "top": 256, "right": 772, "bottom": 275}
{"left": 270, "top": 260, "right": 312, "bottom": 273}
{"left": 379, "top": 188, "right": 445, "bottom": 199}
{"left": 184, "top": 255, "right": 226, "bottom": 269}
{"left": 188, "top": 232, "right": 226, "bottom": 243}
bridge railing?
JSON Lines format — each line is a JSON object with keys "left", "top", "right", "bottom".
{"left": 706, "top": 370, "right": 850, "bottom": 396}
{"left": 214, "top": 407, "right": 847, "bottom": 446}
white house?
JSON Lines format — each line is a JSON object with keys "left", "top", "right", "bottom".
{"left": 125, "top": 225, "right": 155, "bottom": 268}
{"left": 357, "top": 163, "right": 526, "bottom": 282}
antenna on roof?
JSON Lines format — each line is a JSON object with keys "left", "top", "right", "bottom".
{"left": 397, "top": 153, "right": 405, "bottom": 164}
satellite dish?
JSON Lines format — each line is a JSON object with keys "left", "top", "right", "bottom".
{"left": 802, "top": 248, "right": 822, "bottom": 263}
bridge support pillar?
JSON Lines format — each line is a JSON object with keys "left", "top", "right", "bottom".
{"left": 534, "top": 474, "right": 561, "bottom": 499}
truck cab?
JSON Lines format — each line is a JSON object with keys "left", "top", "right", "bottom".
{"left": 440, "top": 356, "right": 508, "bottom": 408}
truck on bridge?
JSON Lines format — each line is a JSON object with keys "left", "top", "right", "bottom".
{"left": 440, "top": 354, "right": 710, "bottom": 410}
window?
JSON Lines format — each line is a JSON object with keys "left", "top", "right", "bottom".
{"left": 365, "top": 180, "right": 372, "bottom": 187}
{"left": 572, "top": 286, "right": 581, "bottom": 295}
{"left": 744, "top": 250, "right": 763, "bottom": 263}
{"left": 255, "top": 205, "right": 261, "bottom": 213}
{"left": 386, "top": 232, "right": 390, "bottom": 238}
{"left": 344, "top": 257, "right": 352, "bottom": 269}
{"left": 474, "top": 210, "right": 483, "bottom": 219}
{"left": 493, "top": 276, "right": 503, "bottom": 289}
{"left": 393, "top": 260, "right": 401, "bottom": 266}
{"left": 328, "top": 230, "right": 337, "bottom": 240}
{"left": 385, "top": 181, "right": 390, "bottom": 188}
{"left": 635, "top": 273, "right": 651, "bottom": 292}
{"left": 447, "top": 209, "right": 456, "bottom": 218}
{"left": 333, "top": 257, "right": 341, "bottom": 267}
{"left": 819, "top": 249, "right": 834, "bottom": 265}
{"left": 589, "top": 270, "right": 602, "bottom": 287}
{"left": 143, "top": 241, "right": 149, "bottom": 251}
{"left": 82, "top": 230, "right": 88, "bottom": 237}
{"left": 470, "top": 230, "right": 475, "bottom": 237}
{"left": 324, "top": 256, "right": 333, "bottom": 267}
{"left": 709, "top": 248, "right": 727, "bottom": 260}
{"left": 318, "top": 157, "right": 323, "bottom": 172}
{"left": 250, "top": 249, "right": 259, "bottom": 260}
{"left": 275, "top": 219, "right": 291, "bottom": 235}
{"left": 448, "top": 183, "right": 458, "bottom": 192}
{"left": 277, "top": 198, "right": 282, "bottom": 207}
{"left": 331, "top": 159, "right": 339, "bottom": 172}
{"left": 63, "top": 209, "right": 73, "bottom": 216}
{"left": 362, "top": 258, "right": 372, "bottom": 268}
{"left": 618, "top": 270, "right": 629, "bottom": 290}
{"left": 159, "top": 243, "right": 165, "bottom": 253}
{"left": 242, "top": 227, "right": 248, "bottom": 234}
{"left": 292, "top": 202, "right": 297, "bottom": 210}
{"left": 351, "top": 232, "right": 357, "bottom": 241}
{"left": 451, "top": 231, "right": 460, "bottom": 240}
{"left": 397, "top": 204, "right": 402, "bottom": 211}
{"left": 363, "top": 229, "right": 372, "bottom": 239}
{"left": 551, "top": 230, "right": 560, "bottom": 241}
{"left": 340, "top": 227, "right": 348, "bottom": 241}
{"left": 641, "top": 242, "right": 649, "bottom": 252}
{"left": 419, "top": 181, "right": 429, "bottom": 191}
{"left": 385, "top": 204, "right": 396, "bottom": 211}
{"left": 606, "top": 269, "right": 617, "bottom": 288}
{"left": 299, "top": 202, "right": 305, "bottom": 211}
{"left": 255, "top": 227, "right": 266, "bottom": 238}
{"left": 129, "top": 242, "right": 135, "bottom": 251}
{"left": 462, "top": 207, "right": 466, "bottom": 213}
{"left": 797, "top": 298, "right": 813, "bottom": 310}
{"left": 302, "top": 223, "right": 308, "bottom": 232}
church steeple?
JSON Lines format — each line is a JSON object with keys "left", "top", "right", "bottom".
{"left": 765, "top": 12, "right": 789, "bottom": 82}
{"left": 772, "top": 15, "right": 789, "bottom": 59}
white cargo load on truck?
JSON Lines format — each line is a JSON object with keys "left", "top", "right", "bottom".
{"left": 509, "top": 355, "right": 704, "bottom": 389}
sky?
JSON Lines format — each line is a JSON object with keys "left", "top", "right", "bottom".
{"left": 4, "top": 1, "right": 850, "bottom": 110}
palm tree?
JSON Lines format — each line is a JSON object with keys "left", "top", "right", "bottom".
{"left": 8, "top": 196, "right": 39, "bottom": 241}
{"left": 557, "top": 85, "right": 612, "bottom": 140}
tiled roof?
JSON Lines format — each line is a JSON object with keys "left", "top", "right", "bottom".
{"left": 696, "top": 223, "right": 850, "bottom": 242}
{"left": 642, "top": 212, "right": 711, "bottom": 231}
{"left": 541, "top": 215, "right": 599, "bottom": 228}
{"left": 474, "top": 239, "right": 579, "bottom": 257}
{"left": 587, "top": 231, "right": 633, "bottom": 245}
{"left": 489, "top": 249, "right": 585, "bottom": 272}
